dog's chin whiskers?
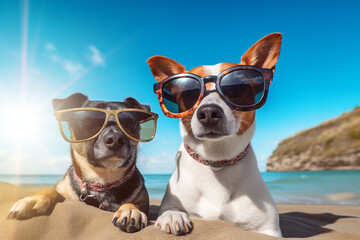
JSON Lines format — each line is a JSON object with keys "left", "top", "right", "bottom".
{"left": 242, "top": 119, "right": 252, "bottom": 127}
{"left": 235, "top": 113, "right": 253, "bottom": 135}
{"left": 182, "top": 117, "right": 193, "bottom": 135}
{"left": 242, "top": 119, "right": 253, "bottom": 131}
{"left": 239, "top": 123, "right": 247, "bottom": 135}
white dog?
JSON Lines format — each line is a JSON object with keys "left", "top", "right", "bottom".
{"left": 147, "top": 33, "right": 282, "bottom": 237}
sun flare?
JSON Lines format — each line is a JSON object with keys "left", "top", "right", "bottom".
{"left": 1, "top": 103, "right": 42, "bottom": 141}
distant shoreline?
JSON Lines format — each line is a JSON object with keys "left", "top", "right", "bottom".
{"left": 2, "top": 168, "right": 360, "bottom": 175}
{"left": 1, "top": 170, "right": 359, "bottom": 205}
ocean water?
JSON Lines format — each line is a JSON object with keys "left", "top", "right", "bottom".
{"left": 1, "top": 170, "right": 359, "bottom": 205}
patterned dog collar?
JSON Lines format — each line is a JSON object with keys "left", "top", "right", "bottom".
{"left": 184, "top": 143, "right": 251, "bottom": 168}
{"left": 74, "top": 165, "right": 136, "bottom": 201}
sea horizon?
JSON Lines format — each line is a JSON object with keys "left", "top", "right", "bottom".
{"left": 1, "top": 170, "right": 359, "bottom": 205}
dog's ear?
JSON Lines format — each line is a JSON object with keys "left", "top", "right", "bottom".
{"left": 141, "top": 104, "right": 151, "bottom": 111}
{"left": 124, "top": 97, "right": 151, "bottom": 111}
{"left": 240, "top": 33, "right": 282, "bottom": 71}
{"left": 147, "top": 56, "right": 185, "bottom": 82}
{"left": 52, "top": 93, "right": 88, "bottom": 111}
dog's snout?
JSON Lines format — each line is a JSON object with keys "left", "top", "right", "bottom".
{"left": 103, "top": 130, "right": 125, "bottom": 150}
{"left": 197, "top": 104, "right": 224, "bottom": 127}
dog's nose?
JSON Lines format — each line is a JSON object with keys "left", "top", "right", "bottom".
{"left": 197, "top": 104, "right": 224, "bottom": 127}
{"left": 103, "top": 130, "right": 125, "bottom": 150}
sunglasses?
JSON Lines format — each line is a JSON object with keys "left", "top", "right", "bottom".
{"left": 153, "top": 65, "right": 273, "bottom": 118}
{"left": 54, "top": 108, "right": 159, "bottom": 143}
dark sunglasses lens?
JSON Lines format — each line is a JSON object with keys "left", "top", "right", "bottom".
{"left": 162, "top": 77, "right": 201, "bottom": 114}
{"left": 59, "top": 110, "right": 106, "bottom": 141}
{"left": 220, "top": 70, "right": 264, "bottom": 106}
{"left": 117, "top": 111, "right": 156, "bottom": 141}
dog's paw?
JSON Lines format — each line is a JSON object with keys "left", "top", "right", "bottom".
{"left": 112, "top": 203, "right": 147, "bottom": 233}
{"left": 155, "top": 210, "right": 192, "bottom": 236}
{"left": 7, "top": 195, "right": 52, "bottom": 220}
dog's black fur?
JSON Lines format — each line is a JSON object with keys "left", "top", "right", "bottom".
{"left": 53, "top": 93, "right": 149, "bottom": 232}
{"left": 8, "top": 93, "right": 151, "bottom": 233}
{"left": 68, "top": 164, "right": 148, "bottom": 212}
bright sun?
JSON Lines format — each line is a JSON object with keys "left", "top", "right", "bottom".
{"left": 1, "top": 103, "right": 43, "bottom": 141}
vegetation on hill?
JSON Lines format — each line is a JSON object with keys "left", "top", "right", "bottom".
{"left": 267, "top": 107, "right": 360, "bottom": 171}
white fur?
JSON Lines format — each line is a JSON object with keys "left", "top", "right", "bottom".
{"left": 190, "top": 94, "right": 239, "bottom": 144}
{"left": 156, "top": 103, "right": 282, "bottom": 237}
{"left": 203, "top": 64, "right": 222, "bottom": 76}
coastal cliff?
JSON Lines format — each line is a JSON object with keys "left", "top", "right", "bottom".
{"left": 267, "top": 107, "right": 360, "bottom": 171}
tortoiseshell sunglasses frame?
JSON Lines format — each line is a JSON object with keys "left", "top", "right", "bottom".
{"left": 153, "top": 65, "right": 273, "bottom": 118}
{"left": 54, "top": 108, "right": 159, "bottom": 143}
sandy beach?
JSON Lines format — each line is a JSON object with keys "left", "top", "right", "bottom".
{"left": 1, "top": 181, "right": 359, "bottom": 239}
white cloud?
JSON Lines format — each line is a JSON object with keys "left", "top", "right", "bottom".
{"left": 88, "top": 45, "right": 105, "bottom": 65}
{"left": 137, "top": 151, "right": 176, "bottom": 174}
{"left": 28, "top": 67, "right": 42, "bottom": 77}
{"left": 47, "top": 53, "right": 82, "bottom": 75}
{"left": 0, "top": 149, "right": 10, "bottom": 159}
{"left": 45, "top": 44, "right": 105, "bottom": 76}
{"left": 44, "top": 42, "right": 55, "bottom": 51}
{"left": 259, "top": 154, "right": 268, "bottom": 161}
{"left": 0, "top": 150, "right": 71, "bottom": 174}
{"left": 63, "top": 60, "right": 84, "bottom": 74}
{"left": 50, "top": 54, "right": 60, "bottom": 62}
{"left": 257, "top": 154, "right": 269, "bottom": 172}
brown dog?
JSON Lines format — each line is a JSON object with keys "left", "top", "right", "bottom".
{"left": 8, "top": 93, "right": 154, "bottom": 233}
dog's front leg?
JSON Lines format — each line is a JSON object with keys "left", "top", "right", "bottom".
{"left": 112, "top": 203, "right": 148, "bottom": 233}
{"left": 7, "top": 188, "right": 64, "bottom": 220}
{"left": 155, "top": 210, "right": 192, "bottom": 236}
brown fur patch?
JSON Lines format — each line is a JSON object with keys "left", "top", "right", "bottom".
{"left": 240, "top": 33, "right": 282, "bottom": 70}
{"left": 234, "top": 110, "right": 255, "bottom": 135}
{"left": 118, "top": 203, "right": 138, "bottom": 211}
{"left": 181, "top": 115, "right": 193, "bottom": 136}
{"left": 205, "top": 82, "right": 215, "bottom": 91}
{"left": 147, "top": 56, "right": 185, "bottom": 82}
{"left": 71, "top": 143, "right": 87, "bottom": 178}
{"left": 112, "top": 202, "right": 148, "bottom": 232}
{"left": 34, "top": 188, "right": 64, "bottom": 202}
{"left": 188, "top": 63, "right": 238, "bottom": 76}
{"left": 7, "top": 187, "right": 65, "bottom": 219}
{"left": 55, "top": 175, "right": 78, "bottom": 200}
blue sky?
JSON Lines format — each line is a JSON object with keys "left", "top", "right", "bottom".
{"left": 0, "top": 0, "right": 359, "bottom": 174}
